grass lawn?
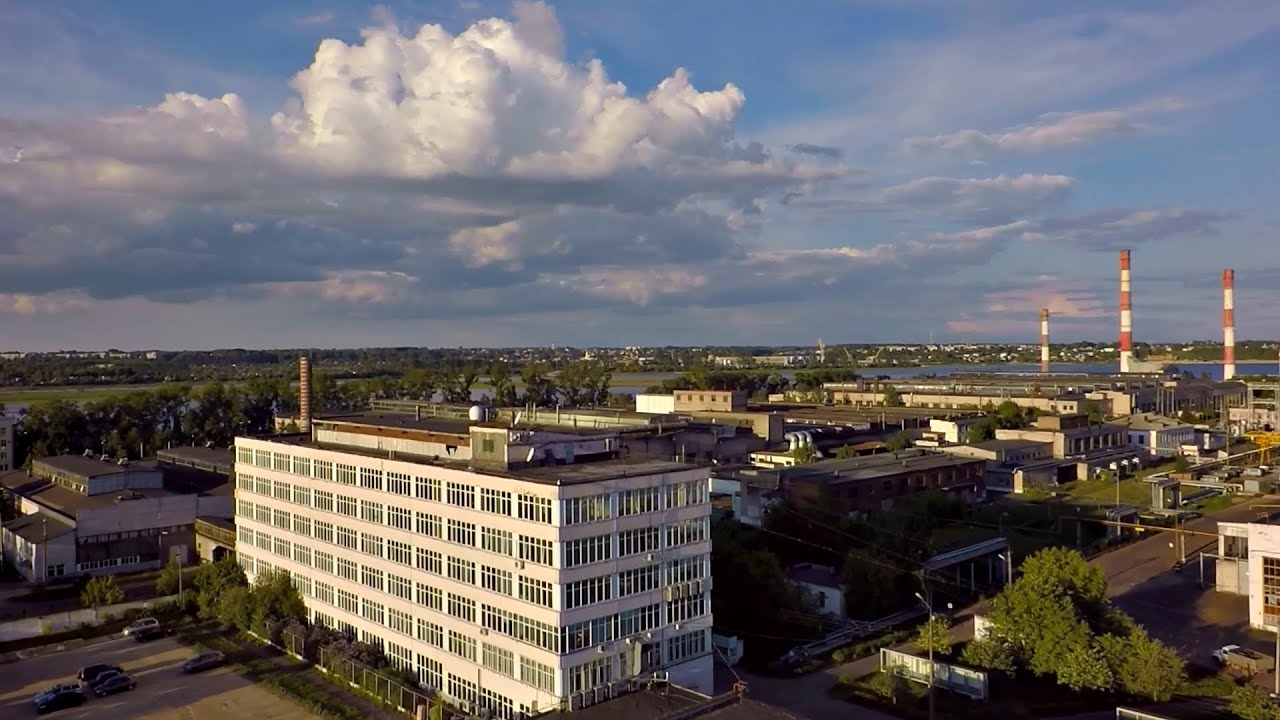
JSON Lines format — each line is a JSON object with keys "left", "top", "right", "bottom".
{"left": 1061, "top": 477, "right": 1155, "bottom": 507}
{"left": 0, "top": 383, "right": 169, "bottom": 404}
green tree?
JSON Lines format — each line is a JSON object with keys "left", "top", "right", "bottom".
{"left": 1104, "top": 629, "right": 1186, "bottom": 702}
{"left": 1172, "top": 455, "right": 1190, "bottom": 473}
{"left": 156, "top": 560, "right": 182, "bottom": 596}
{"left": 885, "top": 432, "right": 910, "bottom": 452}
{"left": 834, "top": 445, "right": 857, "bottom": 459}
{"left": 80, "top": 576, "right": 124, "bottom": 618}
{"left": 248, "top": 568, "right": 306, "bottom": 637}
{"left": 966, "top": 416, "right": 998, "bottom": 443}
{"left": 192, "top": 556, "right": 248, "bottom": 619}
{"left": 960, "top": 639, "right": 1015, "bottom": 674}
{"left": 793, "top": 443, "right": 818, "bottom": 464}
{"left": 881, "top": 384, "right": 901, "bottom": 407}
{"left": 916, "top": 615, "right": 954, "bottom": 656}
{"left": 1057, "top": 637, "right": 1114, "bottom": 692}
{"left": 217, "top": 585, "right": 253, "bottom": 630}
{"left": 1230, "top": 684, "right": 1280, "bottom": 720}
{"left": 486, "top": 362, "right": 521, "bottom": 407}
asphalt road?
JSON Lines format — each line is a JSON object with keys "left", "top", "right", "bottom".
{"left": 0, "top": 634, "right": 322, "bottom": 720}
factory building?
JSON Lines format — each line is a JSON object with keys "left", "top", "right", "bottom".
{"left": 1110, "top": 413, "right": 1196, "bottom": 458}
{"left": 233, "top": 407, "right": 714, "bottom": 718}
{"left": 0, "top": 450, "right": 232, "bottom": 583}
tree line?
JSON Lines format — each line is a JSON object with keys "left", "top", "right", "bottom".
{"left": 646, "top": 367, "right": 862, "bottom": 400}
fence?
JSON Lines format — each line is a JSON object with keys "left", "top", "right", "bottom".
{"left": 316, "top": 646, "right": 430, "bottom": 714}
{"left": 880, "top": 647, "right": 989, "bottom": 701}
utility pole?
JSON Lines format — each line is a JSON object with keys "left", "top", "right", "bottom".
{"left": 915, "top": 592, "right": 936, "bottom": 720}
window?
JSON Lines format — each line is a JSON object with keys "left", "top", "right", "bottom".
{"left": 447, "top": 593, "right": 476, "bottom": 623}
{"left": 520, "top": 657, "right": 556, "bottom": 693}
{"left": 416, "top": 512, "right": 442, "bottom": 538}
{"left": 448, "top": 630, "right": 477, "bottom": 661}
{"left": 237, "top": 447, "right": 253, "bottom": 465}
{"left": 565, "top": 574, "right": 613, "bottom": 609}
{"left": 566, "top": 657, "right": 614, "bottom": 694}
{"left": 387, "top": 471, "right": 412, "bottom": 496}
{"left": 564, "top": 534, "right": 612, "bottom": 567}
{"left": 314, "top": 580, "right": 335, "bottom": 605}
{"left": 482, "top": 643, "right": 515, "bottom": 677}
{"left": 416, "top": 548, "right": 442, "bottom": 575}
{"left": 665, "top": 480, "right": 707, "bottom": 508}
{"left": 417, "top": 619, "right": 443, "bottom": 647}
{"left": 336, "top": 557, "right": 358, "bottom": 582}
{"left": 563, "top": 494, "right": 611, "bottom": 525}
{"left": 273, "top": 509, "right": 292, "bottom": 529}
{"left": 518, "top": 535, "right": 554, "bottom": 567}
{"left": 417, "top": 583, "right": 443, "bottom": 611}
{"left": 293, "top": 545, "right": 313, "bottom": 568}
{"left": 360, "top": 532, "right": 384, "bottom": 558}
{"left": 1265, "top": 557, "right": 1280, "bottom": 625}
{"left": 388, "top": 506, "right": 411, "bottom": 531}
{"left": 388, "top": 607, "right": 413, "bottom": 636}
{"left": 314, "top": 550, "right": 334, "bottom": 575}
{"left": 313, "top": 460, "right": 333, "bottom": 481}
{"left": 447, "top": 481, "right": 475, "bottom": 508}
{"left": 481, "top": 604, "right": 560, "bottom": 653}
{"left": 516, "top": 494, "right": 551, "bottom": 523}
{"left": 667, "top": 555, "right": 708, "bottom": 584}
{"left": 359, "top": 499, "right": 384, "bottom": 524}
{"left": 478, "top": 689, "right": 514, "bottom": 720}
{"left": 386, "top": 641, "right": 412, "bottom": 673}
{"left": 619, "top": 565, "right": 660, "bottom": 597}
{"left": 335, "top": 463, "right": 357, "bottom": 486}
{"left": 336, "top": 526, "right": 358, "bottom": 550}
{"left": 313, "top": 520, "right": 335, "bottom": 544}
{"left": 336, "top": 588, "right": 359, "bottom": 614}
{"left": 313, "top": 490, "right": 334, "bottom": 513}
{"left": 617, "top": 603, "right": 661, "bottom": 637}
{"left": 273, "top": 481, "right": 292, "bottom": 501}
{"left": 294, "top": 485, "right": 313, "bottom": 507}
{"left": 292, "top": 455, "right": 312, "bottom": 477}
{"left": 448, "top": 674, "right": 479, "bottom": 706}
{"left": 666, "top": 592, "right": 706, "bottom": 625}
{"left": 336, "top": 494, "right": 358, "bottom": 518}
{"left": 292, "top": 514, "right": 312, "bottom": 538}
{"left": 361, "top": 598, "right": 385, "bottom": 624}
{"left": 480, "top": 487, "right": 512, "bottom": 515}
{"left": 667, "top": 629, "right": 707, "bottom": 663}
{"left": 273, "top": 537, "right": 292, "bottom": 558}
{"left": 618, "top": 527, "right": 660, "bottom": 557}
{"left": 619, "top": 487, "right": 661, "bottom": 516}
{"left": 415, "top": 476, "right": 441, "bottom": 501}
{"left": 359, "top": 467, "right": 383, "bottom": 491}
{"left": 481, "top": 565, "right": 512, "bottom": 595}
{"left": 273, "top": 452, "right": 291, "bottom": 472}
{"left": 481, "top": 527, "right": 513, "bottom": 556}
{"left": 417, "top": 654, "right": 443, "bottom": 692}
{"left": 387, "top": 573, "right": 412, "bottom": 601}
{"left": 361, "top": 565, "right": 385, "bottom": 592}
{"left": 447, "top": 519, "right": 476, "bottom": 547}
{"left": 666, "top": 518, "right": 708, "bottom": 548}
{"left": 518, "top": 576, "right": 554, "bottom": 608}
{"left": 387, "top": 539, "right": 412, "bottom": 566}
{"left": 447, "top": 556, "right": 476, "bottom": 585}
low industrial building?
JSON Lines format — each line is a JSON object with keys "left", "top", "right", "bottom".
{"left": 1111, "top": 413, "right": 1196, "bottom": 458}
{"left": 0, "top": 415, "right": 13, "bottom": 472}
{"left": 673, "top": 390, "right": 748, "bottom": 413}
{"left": 993, "top": 413, "right": 1126, "bottom": 458}
{"left": 786, "top": 563, "right": 844, "bottom": 617}
{"left": 1214, "top": 519, "right": 1280, "bottom": 630}
{"left": 0, "top": 450, "right": 232, "bottom": 583}
{"left": 778, "top": 450, "right": 985, "bottom": 514}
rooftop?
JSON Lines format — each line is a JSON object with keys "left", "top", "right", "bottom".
{"left": 316, "top": 412, "right": 474, "bottom": 435}
{"left": 970, "top": 439, "right": 1051, "bottom": 452}
{"left": 36, "top": 454, "right": 154, "bottom": 480}
{"left": 2, "top": 511, "right": 76, "bottom": 543}
{"left": 1111, "top": 413, "right": 1191, "bottom": 431}
{"left": 260, "top": 435, "right": 697, "bottom": 485}
{"left": 0, "top": 469, "right": 173, "bottom": 517}
{"left": 158, "top": 445, "right": 234, "bottom": 474}
{"left": 782, "top": 450, "right": 982, "bottom": 485}
{"left": 540, "top": 686, "right": 799, "bottom": 720}
{"left": 787, "top": 562, "right": 842, "bottom": 589}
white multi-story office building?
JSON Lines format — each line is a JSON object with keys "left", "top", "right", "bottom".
{"left": 233, "top": 412, "right": 713, "bottom": 719}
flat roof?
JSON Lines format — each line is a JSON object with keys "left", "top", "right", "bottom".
{"left": 317, "top": 412, "right": 474, "bottom": 435}
{"left": 970, "top": 439, "right": 1050, "bottom": 451}
{"left": 2, "top": 511, "right": 76, "bottom": 542}
{"left": 783, "top": 450, "right": 982, "bottom": 484}
{"left": 158, "top": 445, "right": 234, "bottom": 469}
{"left": 196, "top": 516, "right": 235, "bottom": 532}
{"left": 540, "top": 687, "right": 799, "bottom": 720}
{"left": 0, "top": 470, "right": 174, "bottom": 516}
{"left": 258, "top": 436, "right": 696, "bottom": 485}
{"left": 36, "top": 454, "right": 154, "bottom": 479}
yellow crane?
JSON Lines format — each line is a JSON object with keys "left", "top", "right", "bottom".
{"left": 1246, "top": 431, "right": 1280, "bottom": 464}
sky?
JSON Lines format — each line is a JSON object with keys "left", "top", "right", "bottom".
{"left": 0, "top": 0, "right": 1278, "bottom": 351}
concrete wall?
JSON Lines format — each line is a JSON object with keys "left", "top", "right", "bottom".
{"left": 0, "top": 528, "right": 76, "bottom": 583}
{"left": 635, "top": 394, "right": 676, "bottom": 415}
{"left": 0, "top": 594, "right": 179, "bottom": 642}
{"left": 77, "top": 494, "right": 200, "bottom": 537}
{"left": 673, "top": 390, "right": 747, "bottom": 413}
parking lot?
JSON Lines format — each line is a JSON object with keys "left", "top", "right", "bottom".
{"left": 0, "top": 634, "right": 323, "bottom": 720}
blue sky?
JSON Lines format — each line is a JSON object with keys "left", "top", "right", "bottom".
{"left": 0, "top": 0, "right": 1277, "bottom": 351}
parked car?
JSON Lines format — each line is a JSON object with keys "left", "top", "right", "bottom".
{"left": 93, "top": 674, "right": 136, "bottom": 698}
{"left": 1214, "top": 644, "right": 1276, "bottom": 675}
{"left": 88, "top": 669, "right": 125, "bottom": 690}
{"left": 122, "top": 617, "right": 160, "bottom": 637}
{"left": 77, "top": 664, "right": 123, "bottom": 683}
{"left": 181, "top": 651, "right": 228, "bottom": 674}
{"left": 133, "top": 624, "right": 169, "bottom": 643}
{"left": 32, "top": 683, "right": 80, "bottom": 704}
{"left": 34, "top": 687, "right": 84, "bottom": 715}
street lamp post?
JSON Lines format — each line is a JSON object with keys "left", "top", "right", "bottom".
{"left": 997, "top": 552, "right": 1013, "bottom": 586}
{"left": 915, "top": 592, "right": 954, "bottom": 720}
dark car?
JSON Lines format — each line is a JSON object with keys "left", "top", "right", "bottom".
{"left": 88, "top": 669, "right": 125, "bottom": 690}
{"left": 93, "top": 674, "right": 136, "bottom": 698}
{"left": 35, "top": 688, "right": 84, "bottom": 715}
{"left": 181, "top": 651, "right": 227, "bottom": 674}
{"left": 77, "top": 664, "right": 122, "bottom": 683}
{"left": 133, "top": 625, "right": 170, "bottom": 643}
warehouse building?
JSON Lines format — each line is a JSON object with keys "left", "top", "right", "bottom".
{"left": 0, "top": 451, "right": 231, "bottom": 583}
{"left": 233, "top": 408, "right": 714, "bottom": 718}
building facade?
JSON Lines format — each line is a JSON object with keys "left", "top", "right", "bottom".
{"left": 232, "top": 416, "right": 714, "bottom": 719}
{"left": 1111, "top": 413, "right": 1196, "bottom": 457}
{"left": 0, "top": 415, "right": 13, "bottom": 472}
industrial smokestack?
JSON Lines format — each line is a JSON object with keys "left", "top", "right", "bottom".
{"left": 1040, "top": 308, "right": 1051, "bottom": 373}
{"left": 1119, "top": 249, "right": 1133, "bottom": 373}
{"left": 298, "top": 354, "right": 313, "bottom": 433}
{"left": 1223, "top": 269, "right": 1236, "bottom": 381}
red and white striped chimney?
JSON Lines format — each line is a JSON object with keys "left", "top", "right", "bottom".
{"left": 1119, "top": 249, "right": 1133, "bottom": 373}
{"left": 1040, "top": 308, "right": 1050, "bottom": 373}
{"left": 1223, "top": 268, "right": 1236, "bottom": 380}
